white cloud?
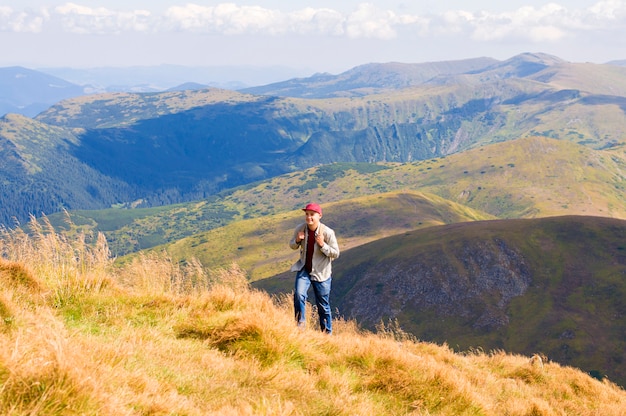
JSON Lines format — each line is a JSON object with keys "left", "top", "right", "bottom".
{"left": 435, "top": 2, "right": 626, "bottom": 43}
{"left": 0, "top": 6, "right": 47, "bottom": 33}
{"left": 0, "top": 1, "right": 625, "bottom": 45}
{"left": 587, "top": 0, "right": 626, "bottom": 31}
{"left": 164, "top": 3, "right": 283, "bottom": 35}
{"left": 589, "top": 0, "right": 626, "bottom": 19}
{"left": 467, "top": 5, "right": 572, "bottom": 42}
{"left": 345, "top": 3, "right": 407, "bottom": 39}
{"left": 162, "top": 3, "right": 416, "bottom": 38}
{"left": 54, "top": 3, "right": 152, "bottom": 34}
{"left": 287, "top": 7, "right": 344, "bottom": 36}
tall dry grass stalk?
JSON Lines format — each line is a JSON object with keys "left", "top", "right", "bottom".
{"left": 0, "top": 214, "right": 219, "bottom": 298}
{"left": 116, "top": 250, "right": 212, "bottom": 295}
{"left": 0, "top": 214, "right": 113, "bottom": 296}
{"left": 115, "top": 252, "right": 249, "bottom": 297}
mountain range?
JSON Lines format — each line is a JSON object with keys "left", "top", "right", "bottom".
{"left": 3, "top": 52, "right": 626, "bottom": 228}
{"left": 0, "top": 64, "right": 314, "bottom": 118}
{"left": 2, "top": 52, "right": 626, "bottom": 386}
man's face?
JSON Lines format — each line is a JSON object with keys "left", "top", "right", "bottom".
{"left": 304, "top": 210, "right": 321, "bottom": 228}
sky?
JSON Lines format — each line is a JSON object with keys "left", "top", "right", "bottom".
{"left": 1, "top": 1, "right": 626, "bottom": 75}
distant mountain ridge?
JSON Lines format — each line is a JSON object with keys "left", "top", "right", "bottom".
{"left": 3, "top": 54, "right": 624, "bottom": 116}
{"left": 0, "top": 66, "right": 85, "bottom": 117}
{"left": 241, "top": 56, "right": 498, "bottom": 98}
{"left": 38, "top": 64, "right": 311, "bottom": 92}
{"left": 0, "top": 64, "right": 313, "bottom": 118}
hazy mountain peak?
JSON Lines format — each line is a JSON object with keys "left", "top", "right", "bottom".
{"left": 469, "top": 52, "right": 566, "bottom": 79}
{"left": 0, "top": 66, "right": 85, "bottom": 117}
{"left": 507, "top": 52, "right": 566, "bottom": 65}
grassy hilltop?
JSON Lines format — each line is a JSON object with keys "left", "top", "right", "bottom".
{"left": 2, "top": 219, "right": 626, "bottom": 415}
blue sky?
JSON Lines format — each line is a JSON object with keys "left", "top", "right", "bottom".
{"left": 1, "top": 1, "right": 625, "bottom": 74}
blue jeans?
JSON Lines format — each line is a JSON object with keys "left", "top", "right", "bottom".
{"left": 294, "top": 269, "right": 332, "bottom": 333}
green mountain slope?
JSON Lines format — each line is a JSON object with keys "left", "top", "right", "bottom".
{"left": 254, "top": 215, "right": 626, "bottom": 387}
{"left": 416, "top": 137, "right": 626, "bottom": 218}
{"left": 153, "top": 190, "right": 494, "bottom": 281}
{"left": 50, "top": 135, "right": 626, "bottom": 257}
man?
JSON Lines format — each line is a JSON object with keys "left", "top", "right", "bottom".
{"left": 289, "top": 203, "right": 340, "bottom": 333}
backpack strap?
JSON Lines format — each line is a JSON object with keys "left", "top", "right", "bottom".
{"left": 301, "top": 223, "right": 326, "bottom": 242}
{"left": 318, "top": 223, "right": 326, "bottom": 241}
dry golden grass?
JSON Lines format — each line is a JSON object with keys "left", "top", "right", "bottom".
{"left": 1, "top": 217, "right": 625, "bottom": 415}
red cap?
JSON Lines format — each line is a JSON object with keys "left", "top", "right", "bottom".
{"left": 302, "top": 203, "right": 322, "bottom": 215}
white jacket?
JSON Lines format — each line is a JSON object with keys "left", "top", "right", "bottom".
{"left": 289, "top": 222, "right": 340, "bottom": 281}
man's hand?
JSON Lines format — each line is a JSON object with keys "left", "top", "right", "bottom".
{"left": 315, "top": 232, "right": 325, "bottom": 247}
{"left": 297, "top": 231, "right": 305, "bottom": 243}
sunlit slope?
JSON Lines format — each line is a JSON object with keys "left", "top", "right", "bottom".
{"left": 151, "top": 190, "right": 494, "bottom": 281}
{"left": 414, "top": 136, "right": 626, "bottom": 218}
{"left": 35, "top": 87, "right": 264, "bottom": 128}
{"left": 223, "top": 136, "right": 626, "bottom": 221}
{"left": 529, "top": 61, "right": 626, "bottom": 96}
